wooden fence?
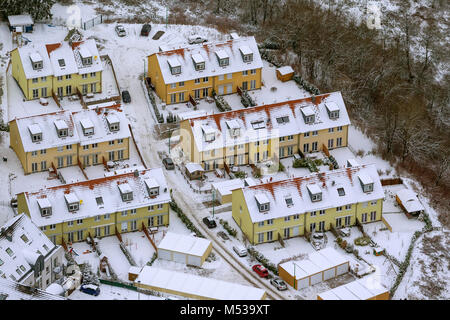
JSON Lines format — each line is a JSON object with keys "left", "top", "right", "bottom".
{"left": 381, "top": 178, "right": 403, "bottom": 186}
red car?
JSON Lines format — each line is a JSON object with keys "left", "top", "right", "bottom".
{"left": 252, "top": 264, "right": 269, "bottom": 278}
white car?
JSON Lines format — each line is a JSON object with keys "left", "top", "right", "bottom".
{"left": 188, "top": 35, "right": 207, "bottom": 44}
{"left": 115, "top": 25, "right": 126, "bottom": 37}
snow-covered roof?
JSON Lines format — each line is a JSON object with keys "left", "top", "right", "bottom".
{"left": 135, "top": 266, "right": 266, "bottom": 300}
{"left": 318, "top": 277, "right": 388, "bottom": 300}
{"left": 153, "top": 36, "right": 263, "bottom": 84}
{"left": 358, "top": 173, "right": 373, "bottom": 185}
{"left": 277, "top": 66, "right": 294, "bottom": 75}
{"left": 0, "top": 278, "right": 66, "bottom": 300}
{"left": 239, "top": 164, "right": 383, "bottom": 223}
{"left": 14, "top": 110, "right": 79, "bottom": 153}
{"left": 72, "top": 109, "right": 131, "bottom": 146}
{"left": 64, "top": 193, "right": 79, "bottom": 204}
{"left": 347, "top": 158, "right": 359, "bottom": 167}
{"left": 16, "top": 44, "right": 53, "bottom": 79}
{"left": 8, "top": 15, "right": 34, "bottom": 26}
{"left": 72, "top": 39, "right": 103, "bottom": 75}
{"left": 46, "top": 43, "right": 78, "bottom": 77}
{"left": 325, "top": 102, "right": 340, "bottom": 112}
{"left": 279, "top": 248, "right": 349, "bottom": 280}
{"left": 212, "top": 179, "right": 245, "bottom": 197}
{"left": 300, "top": 106, "right": 315, "bottom": 117}
{"left": 185, "top": 162, "right": 204, "bottom": 174}
{"left": 144, "top": 178, "right": 159, "bottom": 190}
{"left": 307, "top": 184, "right": 322, "bottom": 195}
{"left": 54, "top": 119, "right": 68, "bottom": 131}
{"left": 255, "top": 193, "right": 270, "bottom": 204}
{"left": 215, "top": 49, "right": 228, "bottom": 60}
{"left": 157, "top": 232, "right": 211, "bottom": 257}
{"left": 176, "top": 110, "right": 208, "bottom": 121}
{"left": 192, "top": 53, "right": 205, "bottom": 64}
{"left": 187, "top": 92, "right": 351, "bottom": 152}
{"left": 396, "top": 189, "right": 424, "bottom": 213}
{"left": 0, "top": 214, "right": 59, "bottom": 284}
{"left": 20, "top": 168, "right": 170, "bottom": 227}
{"left": 239, "top": 45, "right": 252, "bottom": 56}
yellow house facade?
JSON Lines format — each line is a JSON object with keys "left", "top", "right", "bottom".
{"left": 147, "top": 36, "right": 263, "bottom": 104}
{"left": 180, "top": 92, "right": 350, "bottom": 171}
{"left": 231, "top": 164, "right": 384, "bottom": 245}
{"left": 16, "top": 167, "right": 171, "bottom": 245}
{"left": 11, "top": 39, "right": 102, "bottom": 100}
{"left": 9, "top": 107, "right": 131, "bottom": 174}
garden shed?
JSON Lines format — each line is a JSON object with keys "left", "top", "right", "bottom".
{"left": 395, "top": 189, "right": 424, "bottom": 217}
{"left": 212, "top": 179, "right": 245, "bottom": 204}
{"left": 276, "top": 66, "right": 294, "bottom": 82}
{"left": 278, "top": 247, "right": 349, "bottom": 290}
{"left": 185, "top": 162, "right": 204, "bottom": 180}
{"left": 8, "top": 15, "right": 34, "bottom": 33}
{"left": 317, "top": 278, "right": 389, "bottom": 300}
{"left": 157, "top": 232, "right": 212, "bottom": 267}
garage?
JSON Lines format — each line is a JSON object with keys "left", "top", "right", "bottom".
{"left": 317, "top": 277, "right": 389, "bottom": 300}
{"left": 278, "top": 248, "right": 349, "bottom": 290}
{"left": 157, "top": 232, "right": 213, "bottom": 267}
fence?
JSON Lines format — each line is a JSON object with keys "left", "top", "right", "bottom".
{"left": 381, "top": 178, "right": 403, "bottom": 186}
{"left": 99, "top": 279, "right": 137, "bottom": 291}
{"left": 81, "top": 15, "right": 103, "bottom": 30}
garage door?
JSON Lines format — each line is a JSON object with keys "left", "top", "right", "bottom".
{"left": 158, "top": 249, "right": 172, "bottom": 261}
{"left": 297, "top": 278, "right": 309, "bottom": 289}
{"left": 187, "top": 255, "right": 202, "bottom": 267}
{"left": 323, "top": 268, "right": 336, "bottom": 280}
{"left": 173, "top": 252, "right": 186, "bottom": 264}
{"left": 336, "top": 263, "right": 349, "bottom": 276}
{"left": 310, "top": 273, "right": 323, "bottom": 285}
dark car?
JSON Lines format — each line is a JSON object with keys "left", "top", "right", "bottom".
{"left": 162, "top": 157, "right": 174, "bottom": 170}
{"left": 252, "top": 264, "right": 269, "bottom": 278}
{"left": 122, "top": 90, "right": 131, "bottom": 103}
{"left": 80, "top": 284, "right": 100, "bottom": 296}
{"left": 203, "top": 216, "right": 217, "bottom": 229}
{"left": 141, "top": 23, "right": 151, "bottom": 36}
{"left": 217, "top": 231, "right": 229, "bottom": 240}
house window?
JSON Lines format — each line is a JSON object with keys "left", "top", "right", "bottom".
{"left": 287, "top": 135, "right": 294, "bottom": 141}
{"left": 293, "top": 214, "right": 300, "bottom": 220}
{"left": 328, "top": 128, "right": 334, "bottom": 133}
{"left": 148, "top": 205, "right": 154, "bottom": 211}
{"left": 92, "top": 143, "right": 98, "bottom": 148}
{"left": 82, "top": 84, "right": 88, "bottom": 94}
{"left": 203, "top": 77, "right": 209, "bottom": 82}
{"left": 258, "top": 221, "right": 264, "bottom": 227}
{"left": 131, "top": 220, "right": 137, "bottom": 231}
{"left": 319, "top": 210, "right": 325, "bottom": 215}
{"left": 68, "top": 221, "right": 73, "bottom": 226}
{"left": 337, "top": 126, "right": 343, "bottom": 131}
{"left": 284, "top": 228, "right": 290, "bottom": 238}
{"left": 303, "top": 143, "right": 309, "bottom": 153}
{"left": 108, "top": 151, "right": 115, "bottom": 161}
{"left": 157, "top": 215, "right": 164, "bottom": 225}
{"left": 94, "top": 215, "right": 100, "bottom": 222}
{"left": 104, "top": 226, "right": 110, "bottom": 236}
{"left": 77, "top": 219, "right": 83, "bottom": 225}
{"left": 287, "top": 146, "right": 293, "bottom": 155}
{"left": 258, "top": 233, "right": 264, "bottom": 243}
{"left": 345, "top": 216, "right": 351, "bottom": 226}
{"left": 279, "top": 137, "right": 285, "bottom": 142}
{"left": 32, "top": 78, "right": 38, "bottom": 83}
{"left": 371, "top": 200, "right": 377, "bottom": 206}
{"left": 82, "top": 74, "right": 88, "bottom": 79}
{"left": 66, "top": 155, "right": 73, "bottom": 166}
{"left": 57, "top": 76, "right": 63, "bottom": 81}
{"left": 95, "top": 227, "right": 101, "bottom": 237}
{"left": 90, "top": 72, "right": 96, "bottom": 77}
{"left": 195, "top": 78, "right": 200, "bottom": 84}
{"left": 318, "top": 221, "right": 325, "bottom": 231}
{"left": 93, "top": 154, "right": 98, "bottom": 164}
{"left": 361, "top": 213, "right": 368, "bottom": 223}
{"left": 179, "top": 81, "right": 184, "bottom": 87}
{"left": 310, "top": 223, "right": 316, "bottom": 232}
{"left": 170, "top": 93, "right": 176, "bottom": 103}
{"left": 242, "top": 81, "right": 248, "bottom": 90}
{"left": 370, "top": 211, "right": 377, "bottom": 221}
{"left": 84, "top": 144, "right": 90, "bottom": 149}
{"left": 267, "top": 219, "right": 274, "bottom": 225}
{"left": 32, "top": 89, "right": 39, "bottom": 98}
{"left": 194, "top": 89, "right": 201, "bottom": 99}
{"left": 250, "top": 80, "right": 256, "bottom": 89}
{"left": 312, "top": 142, "right": 318, "bottom": 151}
{"left": 345, "top": 204, "right": 352, "bottom": 210}
{"left": 66, "top": 145, "right": 72, "bottom": 150}
{"left": 77, "top": 230, "right": 83, "bottom": 241}
{"left": 66, "top": 85, "right": 72, "bottom": 95}
{"left": 122, "top": 210, "right": 127, "bottom": 216}
{"left": 251, "top": 69, "right": 256, "bottom": 74}
{"left": 108, "top": 140, "right": 114, "bottom": 146}
{"left": 104, "top": 214, "right": 110, "bottom": 220}
{"left": 31, "top": 151, "right": 37, "bottom": 157}
{"left": 336, "top": 137, "right": 343, "bottom": 147}
{"left": 328, "top": 139, "right": 334, "bottom": 149}
{"left": 243, "top": 70, "right": 248, "bottom": 76}
{"left": 66, "top": 74, "right": 71, "bottom": 80}
{"left": 284, "top": 216, "right": 291, "bottom": 222}
{"left": 310, "top": 211, "right": 316, "bottom": 217}
{"left": 267, "top": 231, "right": 273, "bottom": 241}
{"left": 157, "top": 204, "right": 163, "bottom": 209}
{"left": 336, "top": 217, "right": 342, "bottom": 228}
{"left": 312, "top": 131, "right": 318, "bottom": 136}
{"left": 57, "top": 157, "right": 64, "bottom": 168}
{"left": 170, "top": 83, "right": 176, "bottom": 89}
{"left": 49, "top": 224, "right": 56, "bottom": 230}
{"left": 336, "top": 206, "right": 342, "bottom": 212}
{"left": 304, "top": 132, "right": 310, "bottom": 137}
{"left": 179, "top": 92, "right": 185, "bottom": 102}
{"left": 131, "top": 209, "right": 136, "bottom": 215}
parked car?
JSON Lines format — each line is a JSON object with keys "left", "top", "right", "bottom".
{"left": 141, "top": 23, "right": 151, "bottom": 36}
{"left": 252, "top": 264, "right": 269, "bottom": 278}
{"left": 115, "top": 25, "right": 126, "bottom": 37}
{"left": 202, "top": 216, "right": 217, "bottom": 229}
{"left": 162, "top": 157, "right": 174, "bottom": 170}
{"left": 80, "top": 284, "right": 100, "bottom": 296}
{"left": 217, "top": 231, "right": 229, "bottom": 241}
{"left": 188, "top": 34, "right": 207, "bottom": 44}
{"left": 232, "top": 245, "right": 247, "bottom": 257}
{"left": 121, "top": 90, "right": 131, "bottom": 103}
{"left": 270, "top": 278, "right": 287, "bottom": 291}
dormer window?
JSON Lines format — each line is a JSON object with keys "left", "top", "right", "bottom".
{"left": 358, "top": 174, "right": 374, "bottom": 193}
{"left": 276, "top": 116, "right": 290, "bottom": 124}
{"left": 307, "top": 184, "right": 322, "bottom": 202}
{"left": 106, "top": 114, "right": 120, "bottom": 132}
{"left": 251, "top": 120, "right": 265, "bottom": 130}
{"left": 239, "top": 46, "right": 253, "bottom": 63}
{"left": 80, "top": 118, "right": 94, "bottom": 136}
{"left": 325, "top": 103, "right": 340, "bottom": 119}
{"left": 79, "top": 47, "right": 93, "bottom": 66}
{"left": 30, "top": 53, "right": 43, "bottom": 70}
{"left": 192, "top": 54, "right": 205, "bottom": 71}
{"left": 168, "top": 57, "right": 181, "bottom": 75}
{"left": 118, "top": 183, "right": 133, "bottom": 202}
{"left": 301, "top": 106, "right": 315, "bottom": 124}
{"left": 64, "top": 193, "right": 79, "bottom": 212}
{"left": 54, "top": 120, "right": 69, "bottom": 138}
{"left": 255, "top": 194, "right": 270, "bottom": 213}
{"left": 37, "top": 198, "right": 52, "bottom": 217}
{"left": 28, "top": 124, "right": 42, "bottom": 143}
{"left": 145, "top": 178, "right": 160, "bottom": 197}
{"left": 226, "top": 120, "right": 240, "bottom": 138}
{"left": 215, "top": 50, "right": 229, "bottom": 67}
{"left": 202, "top": 125, "right": 215, "bottom": 142}
{"left": 285, "top": 195, "right": 293, "bottom": 207}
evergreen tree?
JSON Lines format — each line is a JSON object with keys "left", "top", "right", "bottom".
{"left": 0, "top": 0, "right": 55, "bottom": 21}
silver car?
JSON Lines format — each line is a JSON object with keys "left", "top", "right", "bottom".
{"left": 115, "top": 25, "right": 126, "bottom": 37}
{"left": 270, "top": 278, "right": 287, "bottom": 291}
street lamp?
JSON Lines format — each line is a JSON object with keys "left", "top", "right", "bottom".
{"left": 137, "top": 280, "right": 141, "bottom": 301}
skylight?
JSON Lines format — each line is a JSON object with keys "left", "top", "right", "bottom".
{"left": 276, "top": 116, "right": 290, "bottom": 124}
{"left": 337, "top": 187, "right": 345, "bottom": 196}
{"left": 58, "top": 59, "right": 65, "bottom": 67}
{"left": 251, "top": 120, "right": 265, "bottom": 130}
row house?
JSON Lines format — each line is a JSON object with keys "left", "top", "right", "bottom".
{"left": 231, "top": 164, "right": 384, "bottom": 245}
{"left": 180, "top": 91, "right": 350, "bottom": 171}
{"left": 0, "top": 214, "right": 64, "bottom": 290}
{"left": 9, "top": 107, "right": 130, "bottom": 174}
{"left": 11, "top": 39, "right": 102, "bottom": 100}
{"left": 16, "top": 168, "right": 171, "bottom": 245}
{"left": 147, "top": 36, "right": 263, "bottom": 104}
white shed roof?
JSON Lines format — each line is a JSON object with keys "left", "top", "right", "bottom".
{"left": 277, "top": 66, "right": 294, "bottom": 75}
{"left": 158, "top": 232, "right": 211, "bottom": 257}
{"left": 212, "top": 179, "right": 245, "bottom": 196}
{"left": 396, "top": 189, "right": 424, "bottom": 213}
{"left": 135, "top": 266, "right": 266, "bottom": 300}
{"left": 8, "top": 15, "right": 34, "bottom": 26}
{"left": 185, "top": 162, "right": 204, "bottom": 174}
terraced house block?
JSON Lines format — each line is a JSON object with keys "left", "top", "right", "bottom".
{"left": 147, "top": 36, "right": 263, "bottom": 104}
{"left": 16, "top": 168, "right": 171, "bottom": 245}
{"left": 231, "top": 164, "right": 384, "bottom": 245}
{"left": 11, "top": 39, "right": 102, "bottom": 100}
{"left": 180, "top": 91, "right": 350, "bottom": 171}
{"left": 9, "top": 106, "right": 130, "bottom": 174}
